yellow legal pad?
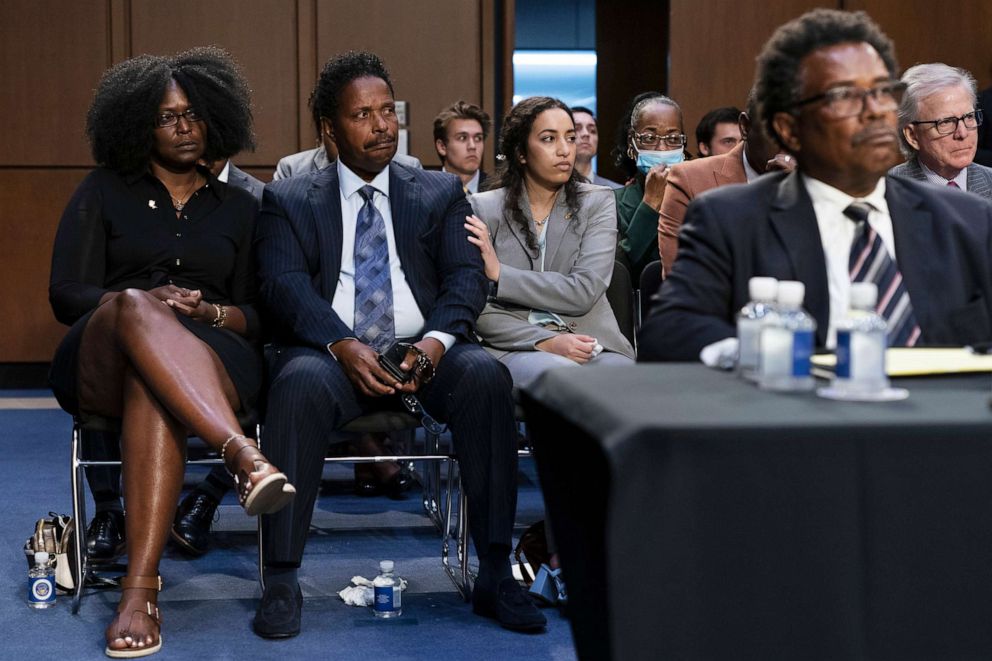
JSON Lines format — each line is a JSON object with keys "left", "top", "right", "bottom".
{"left": 811, "top": 348, "right": 992, "bottom": 377}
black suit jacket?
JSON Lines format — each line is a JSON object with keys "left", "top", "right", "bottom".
{"left": 639, "top": 171, "right": 992, "bottom": 361}
{"left": 977, "top": 86, "right": 992, "bottom": 168}
{"left": 255, "top": 162, "right": 487, "bottom": 350}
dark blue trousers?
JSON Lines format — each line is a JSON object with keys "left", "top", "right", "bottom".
{"left": 260, "top": 342, "right": 518, "bottom": 566}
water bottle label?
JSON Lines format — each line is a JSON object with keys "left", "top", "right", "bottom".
{"left": 374, "top": 584, "right": 395, "bottom": 612}
{"left": 791, "top": 330, "right": 814, "bottom": 377}
{"left": 29, "top": 576, "right": 55, "bottom": 604}
{"left": 836, "top": 331, "right": 852, "bottom": 378}
{"left": 738, "top": 321, "right": 759, "bottom": 369}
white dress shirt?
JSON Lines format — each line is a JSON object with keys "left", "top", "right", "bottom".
{"left": 216, "top": 160, "right": 231, "bottom": 183}
{"left": 742, "top": 150, "right": 761, "bottom": 183}
{"left": 334, "top": 160, "right": 454, "bottom": 351}
{"left": 919, "top": 159, "right": 968, "bottom": 190}
{"left": 803, "top": 174, "right": 896, "bottom": 348}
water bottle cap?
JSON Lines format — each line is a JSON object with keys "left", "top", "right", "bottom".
{"left": 34, "top": 551, "right": 49, "bottom": 564}
{"left": 849, "top": 282, "right": 878, "bottom": 309}
{"left": 379, "top": 560, "right": 394, "bottom": 572}
{"left": 777, "top": 280, "right": 805, "bottom": 306}
{"left": 748, "top": 276, "right": 778, "bottom": 301}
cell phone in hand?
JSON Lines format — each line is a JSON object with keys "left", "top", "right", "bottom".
{"left": 377, "top": 341, "right": 415, "bottom": 383}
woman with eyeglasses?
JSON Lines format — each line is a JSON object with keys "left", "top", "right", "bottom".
{"left": 613, "top": 92, "right": 688, "bottom": 281}
{"left": 465, "top": 97, "right": 635, "bottom": 603}
{"left": 48, "top": 48, "right": 294, "bottom": 658}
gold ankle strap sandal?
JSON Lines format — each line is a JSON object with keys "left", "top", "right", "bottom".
{"left": 221, "top": 435, "right": 296, "bottom": 516}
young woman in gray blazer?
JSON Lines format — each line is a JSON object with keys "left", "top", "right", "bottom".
{"left": 465, "top": 97, "right": 635, "bottom": 388}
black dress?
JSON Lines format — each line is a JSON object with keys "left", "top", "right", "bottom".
{"left": 48, "top": 166, "right": 263, "bottom": 416}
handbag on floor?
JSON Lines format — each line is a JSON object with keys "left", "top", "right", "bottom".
{"left": 513, "top": 520, "right": 550, "bottom": 586}
{"left": 23, "top": 512, "right": 77, "bottom": 592}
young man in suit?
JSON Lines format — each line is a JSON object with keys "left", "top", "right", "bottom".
{"left": 433, "top": 100, "right": 491, "bottom": 194}
{"left": 890, "top": 62, "right": 992, "bottom": 200}
{"left": 252, "top": 51, "right": 545, "bottom": 637}
{"left": 639, "top": 9, "right": 992, "bottom": 362}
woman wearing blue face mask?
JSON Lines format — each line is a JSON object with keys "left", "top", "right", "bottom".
{"left": 612, "top": 92, "right": 687, "bottom": 282}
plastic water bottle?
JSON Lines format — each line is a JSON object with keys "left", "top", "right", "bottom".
{"left": 27, "top": 551, "right": 56, "bottom": 609}
{"left": 759, "top": 280, "right": 816, "bottom": 391}
{"left": 833, "top": 282, "right": 888, "bottom": 394}
{"left": 372, "top": 560, "right": 401, "bottom": 618}
{"left": 737, "top": 277, "right": 778, "bottom": 380}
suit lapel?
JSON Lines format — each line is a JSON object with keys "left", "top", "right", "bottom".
{"left": 966, "top": 164, "right": 992, "bottom": 198}
{"left": 308, "top": 168, "right": 343, "bottom": 302}
{"left": 885, "top": 176, "right": 935, "bottom": 337}
{"left": 505, "top": 187, "right": 541, "bottom": 263}
{"left": 768, "top": 172, "right": 830, "bottom": 345}
{"left": 543, "top": 193, "right": 570, "bottom": 271}
{"left": 715, "top": 142, "right": 747, "bottom": 187}
{"left": 389, "top": 165, "right": 431, "bottom": 313}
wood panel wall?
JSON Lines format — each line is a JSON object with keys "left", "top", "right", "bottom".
{"left": 667, "top": 1, "right": 992, "bottom": 158}
{"left": 0, "top": 0, "right": 505, "bottom": 363}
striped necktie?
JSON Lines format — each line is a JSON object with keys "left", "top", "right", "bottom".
{"left": 844, "top": 201, "right": 921, "bottom": 346}
{"left": 353, "top": 185, "right": 395, "bottom": 352}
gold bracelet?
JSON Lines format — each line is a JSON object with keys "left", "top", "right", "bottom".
{"left": 211, "top": 304, "right": 228, "bottom": 328}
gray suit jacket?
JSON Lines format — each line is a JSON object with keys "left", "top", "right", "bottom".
{"left": 272, "top": 146, "right": 423, "bottom": 180}
{"left": 470, "top": 183, "right": 635, "bottom": 359}
{"left": 889, "top": 156, "right": 992, "bottom": 201}
{"left": 227, "top": 163, "right": 264, "bottom": 203}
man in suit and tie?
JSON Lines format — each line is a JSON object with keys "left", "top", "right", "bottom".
{"left": 252, "top": 51, "right": 546, "bottom": 637}
{"left": 657, "top": 92, "right": 796, "bottom": 275}
{"left": 889, "top": 63, "right": 992, "bottom": 200}
{"left": 432, "top": 100, "right": 490, "bottom": 194}
{"left": 639, "top": 9, "right": 992, "bottom": 362}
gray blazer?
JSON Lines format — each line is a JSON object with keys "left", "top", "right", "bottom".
{"left": 227, "top": 163, "right": 264, "bottom": 203}
{"left": 272, "top": 146, "right": 422, "bottom": 180}
{"left": 470, "top": 183, "right": 635, "bottom": 360}
{"left": 889, "top": 156, "right": 992, "bottom": 200}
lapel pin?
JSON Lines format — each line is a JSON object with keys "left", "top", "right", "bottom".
{"left": 148, "top": 200, "right": 157, "bottom": 210}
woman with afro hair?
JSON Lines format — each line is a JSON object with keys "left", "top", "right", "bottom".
{"left": 48, "top": 46, "right": 295, "bottom": 658}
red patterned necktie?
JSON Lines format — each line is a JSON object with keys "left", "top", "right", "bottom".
{"left": 947, "top": 180, "right": 960, "bottom": 188}
{"left": 844, "top": 201, "right": 921, "bottom": 346}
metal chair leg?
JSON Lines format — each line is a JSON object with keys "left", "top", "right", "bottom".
{"left": 441, "top": 459, "right": 474, "bottom": 600}
{"left": 70, "top": 422, "right": 88, "bottom": 614}
{"left": 420, "top": 427, "right": 444, "bottom": 532}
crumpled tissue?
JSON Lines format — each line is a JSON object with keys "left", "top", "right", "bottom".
{"left": 338, "top": 575, "right": 408, "bottom": 607}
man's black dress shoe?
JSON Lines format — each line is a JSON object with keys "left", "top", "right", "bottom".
{"left": 253, "top": 581, "right": 302, "bottom": 639}
{"left": 354, "top": 465, "right": 416, "bottom": 500}
{"left": 171, "top": 490, "right": 219, "bottom": 557}
{"left": 85, "top": 510, "right": 126, "bottom": 561}
{"left": 472, "top": 577, "right": 548, "bottom": 632}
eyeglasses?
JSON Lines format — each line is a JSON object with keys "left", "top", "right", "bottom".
{"left": 910, "top": 109, "right": 983, "bottom": 135}
{"left": 155, "top": 108, "right": 203, "bottom": 128}
{"left": 791, "top": 81, "right": 906, "bottom": 118}
{"left": 631, "top": 131, "right": 687, "bottom": 149}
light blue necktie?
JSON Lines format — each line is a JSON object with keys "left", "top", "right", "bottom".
{"left": 353, "top": 185, "right": 394, "bottom": 351}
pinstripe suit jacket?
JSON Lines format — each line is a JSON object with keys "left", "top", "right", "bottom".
{"left": 889, "top": 156, "right": 992, "bottom": 201}
{"left": 255, "top": 162, "right": 487, "bottom": 349}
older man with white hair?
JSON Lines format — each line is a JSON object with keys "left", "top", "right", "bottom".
{"left": 890, "top": 62, "right": 992, "bottom": 199}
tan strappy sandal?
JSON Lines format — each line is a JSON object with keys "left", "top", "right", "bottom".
{"left": 105, "top": 575, "right": 163, "bottom": 658}
{"left": 221, "top": 435, "right": 296, "bottom": 516}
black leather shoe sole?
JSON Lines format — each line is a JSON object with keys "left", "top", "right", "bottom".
{"left": 169, "top": 528, "right": 208, "bottom": 557}
{"left": 472, "top": 578, "right": 548, "bottom": 633}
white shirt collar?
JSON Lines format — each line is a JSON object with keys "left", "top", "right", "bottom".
{"left": 217, "top": 160, "right": 231, "bottom": 183}
{"left": 442, "top": 167, "right": 481, "bottom": 194}
{"left": 741, "top": 149, "right": 761, "bottom": 183}
{"left": 801, "top": 173, "right": 888, "bottom": 212}
{"left": 337, "top": 159, "right": 391, "bottom": 200}
{"left": 919, "top": 158, "right": 968, "bottom": 190}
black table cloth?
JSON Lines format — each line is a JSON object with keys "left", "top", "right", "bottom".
{"left": 521, "top": 364, "right": 992, "bottom": 661}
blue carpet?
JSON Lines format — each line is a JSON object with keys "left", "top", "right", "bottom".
{"left": 0, "top": 393, "right": 577, "bottom": 660}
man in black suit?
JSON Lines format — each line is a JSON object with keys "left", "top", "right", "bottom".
{"left": 252, "top": 51, "right": 545, "bottom": 637}
{"left": 639, "top": 9, "right": 992, "bottom": 362}
{"left": 432, "top": 100, "right": 490, "bottom": 194}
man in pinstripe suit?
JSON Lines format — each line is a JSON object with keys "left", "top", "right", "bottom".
{"left": 252, "top": 52, "right": 546, "bottom": 637}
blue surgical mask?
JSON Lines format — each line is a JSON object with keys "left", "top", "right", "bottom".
{"left": 635, "top": 146, "right": 684, "bottom": 174}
